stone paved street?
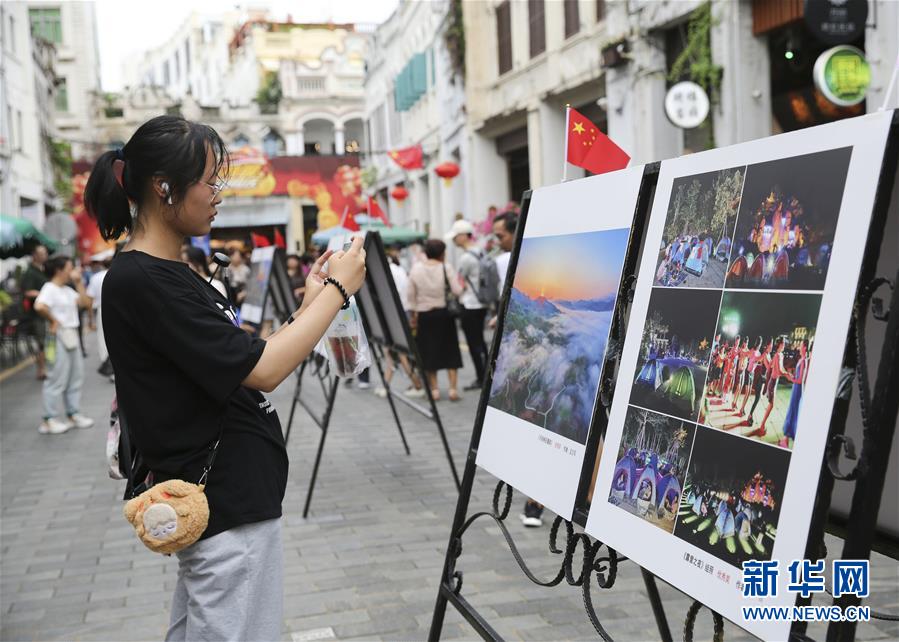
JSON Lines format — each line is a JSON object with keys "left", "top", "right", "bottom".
{"left": 2, "top": 345, "right": 897, "bottom": 641}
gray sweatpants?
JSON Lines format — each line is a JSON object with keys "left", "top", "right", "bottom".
{"left": 166, "top": 518, "right": 283, "bottom": 642}
{"left": 42, "top": 341, "right": 83, "bottom": 419}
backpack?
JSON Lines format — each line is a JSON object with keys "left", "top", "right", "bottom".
{"left": 466, "top": 250, "right": 500, "bottom": 305}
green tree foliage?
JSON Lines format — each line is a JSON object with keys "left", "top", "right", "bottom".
{"left": 47, "top": 138, "right": 72, "bottom": 208}
{"left": 256, "top": 72, "right": 282, "bottom": 112}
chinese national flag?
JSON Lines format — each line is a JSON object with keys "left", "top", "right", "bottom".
{"left": 274, "top": 228, "right": 287, "bottom": 249}
{"left": 566, "top": 107, "right": 630, "bottom": 175}
{"left": 388, "top": 144, "right": 424, "bottom": 170}
{"left": 251, "top": 232, "right": 271, "bottom": 248}
{"left": 368, "top": 197, "right": 390, "bottom": 226}
{"left": 338, "top": 206, "right": 360, "bottom": 232}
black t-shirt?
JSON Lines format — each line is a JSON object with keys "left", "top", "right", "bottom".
{"left": 103, "top": 250, "right": 288, "bottom": 540}
{"left": 20, "top": 264, "right": 48, "bottom": 316}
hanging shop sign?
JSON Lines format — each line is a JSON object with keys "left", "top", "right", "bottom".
{"left": 804, "top": 0, "right": 868, "bottom": 45}
{"left": 664, "top": 81, "right": 710, "bottom": 129}
{"left": 813, "top": 45, "right": 871, "bottom": 107}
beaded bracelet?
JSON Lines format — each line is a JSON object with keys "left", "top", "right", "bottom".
{"left": 323, "top": 277, "right": 351, "bottom": 309}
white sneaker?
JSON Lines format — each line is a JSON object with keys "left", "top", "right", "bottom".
{"left": 39, "top": 418, "right": 72, "bottom": 435}
{"left": 374, "top": 387, "right": 388, "bottom": 398}
{"left": 356, "top": 381, "right": 371, "bottom": 390}
{"left": 68, "top": 414, "right": 95, "bottom": 429}
{"left": 404, "top": 387, "right": 426, "bottom": 399}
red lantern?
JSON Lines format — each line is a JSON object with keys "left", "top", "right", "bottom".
{"left": 391, "top": 185, "right": 409, "bottom": 202}
{"left": 434, "top": 161, "right": 460, "bottom": 187}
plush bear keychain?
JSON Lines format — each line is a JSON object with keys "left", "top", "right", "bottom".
{"left": 124, "top": 479, "right": 209, "bottom": 554}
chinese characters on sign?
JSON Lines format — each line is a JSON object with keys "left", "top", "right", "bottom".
{"left": 664, "top": 81, "right": 710, "bottom": 129}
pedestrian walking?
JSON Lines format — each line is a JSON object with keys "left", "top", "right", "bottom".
{"left": 446, "top": 219, "right": 489, "bottom": 391}
{"left": 33, "top": 255, "right": 95, "bottom": 434}
{"left": 19, "top": 244, "right": 49, "bottom": 379}
{"left": 407, "top": 239, "right": 464, "bottom": 402}
{"left": 84, "top": 114, "right": 366, "bottom": 642}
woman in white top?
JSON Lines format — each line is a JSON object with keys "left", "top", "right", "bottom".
{"left": 34, "top": 255, "right": 95, "bottom": 434}
{"left": 407, "top": 239, "right": 464, "bottom": 401}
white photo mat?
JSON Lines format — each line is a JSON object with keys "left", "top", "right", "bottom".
{"left": 585, "top": 111, "right": 893, "bottom": 641}
{"left": 476, "top": 166, "right": 645, "bottom": 520}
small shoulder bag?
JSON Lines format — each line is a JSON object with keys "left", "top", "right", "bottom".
{"left": 442, "top": 264, "right": 462, "bottom": 318}
{"left": 121, "top": 407, "right": 224, "bottom": 555}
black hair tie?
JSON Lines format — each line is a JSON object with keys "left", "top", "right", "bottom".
{"left": 115, "top": 148, "right": 125, "bottom": 161}
{"left": 323, "top": 277, "right": 351, "bottom": 310}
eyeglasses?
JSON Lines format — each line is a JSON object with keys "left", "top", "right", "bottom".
{"left": 204, "top": 177, "right": 228, "bottom": 199}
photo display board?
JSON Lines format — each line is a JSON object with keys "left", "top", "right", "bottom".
{"left": 241, "top": 246, "right": 276, "bottom": 324}
{"left": 585, "top": 112, "right": 893, "bottom": 641}
{"left": 268, "top": 247, "right": 297, "bottom": 322}
{"left": 364, "top": 233, "right": 411, "bottom": 352}
{"left": 476, "top": 166, "right": 645, "bottom": 520}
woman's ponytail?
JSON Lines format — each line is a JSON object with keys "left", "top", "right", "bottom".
{"left": 84, "top": 149, "right": 133, "bottom": 241}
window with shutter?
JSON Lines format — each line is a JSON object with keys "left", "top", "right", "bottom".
{"left": 496, "top": 1, "right": 512, "bottom": 75}
{"left": 529, "top": 0, "right": 546, "bottom": 58}
{"left": 564, "top": 0, "right": 580, "bottom": 39}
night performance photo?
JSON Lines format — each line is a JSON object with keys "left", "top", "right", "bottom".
{"left": 630, "top": 287, "right": 721, "bottom": 422}
{"left": 725, "top": 147, "right": 852, "bottom": 290}
{"left": 698, "top": 291, "right": 820, "bottom": 450}
{"left": 674, "top": 426, "right": 790, "bottom": 567}
{"left": 607, "top": 406, "right": 696, "bottom": 533}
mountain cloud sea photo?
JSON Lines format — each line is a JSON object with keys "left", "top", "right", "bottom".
{"left": 488, "top": 228, "right": 630, "bottom": 444}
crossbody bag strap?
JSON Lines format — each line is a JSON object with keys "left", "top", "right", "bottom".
{"left": 442, "top": 263, "right": 453, "bottom": 302}
{"left": 197, "top": 411, "right": 226, "bottom": 486}
{"left": 118, "top": 407, "right": 137, "bottom": 497}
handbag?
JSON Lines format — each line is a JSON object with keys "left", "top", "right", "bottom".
{"left": 58, "top": 327, "right": 79, "bottom": 351}
{"left": 442, "top": 264, "right": 462, "bottom": 318}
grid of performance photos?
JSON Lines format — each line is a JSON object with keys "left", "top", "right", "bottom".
{"left": 607, "top": 147, "right": 851, "bottom": 569}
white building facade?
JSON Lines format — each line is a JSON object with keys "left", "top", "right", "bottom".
{"left": 22, "top": 1, "right": 101, "bottom": 162}
{"left": 364, "top": 0, "right": 468, "bottom": 239}
{"left": 122, "top": 12, "right": 368, "bottom": 159}
{"left": 462, "top": 0, "right": 898, "bottom": 215}
{"left": 0, "top": 1, "right": 60, "bottom": 227}
{"left": 103, "top": 14, "right": 372, "bottom": 252}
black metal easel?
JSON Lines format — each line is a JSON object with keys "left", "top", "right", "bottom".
{"left": 282, "top": 231, "right": 462, "bottom": 518}
{"left": 353, "top": 232, "right": 461, "bottom": 490}
{"left": 282, "top": 347, "right": 412, "bottom": 518}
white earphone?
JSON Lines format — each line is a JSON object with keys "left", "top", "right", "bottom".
{"left": 161, "top": 181, "right": 173, "bottom": 205}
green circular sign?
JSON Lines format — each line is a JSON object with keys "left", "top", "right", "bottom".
{"left": 813, "top": 45, "right": 871, "bottom": 107}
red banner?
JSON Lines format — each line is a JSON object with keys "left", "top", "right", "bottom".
{"left": 72, "top": 150, "right": 365, "bottom": 260}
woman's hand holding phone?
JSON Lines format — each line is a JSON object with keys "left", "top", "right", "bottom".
{"left": 299, "top": 249, "right": 334, "bottom": 311}
{"left": 328, "top": 235, "right": 366, "bottom": 295}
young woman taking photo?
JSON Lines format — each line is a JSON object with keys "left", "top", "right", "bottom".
{"left": 84, "top": 115, "right": 365, "bottom": 641}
